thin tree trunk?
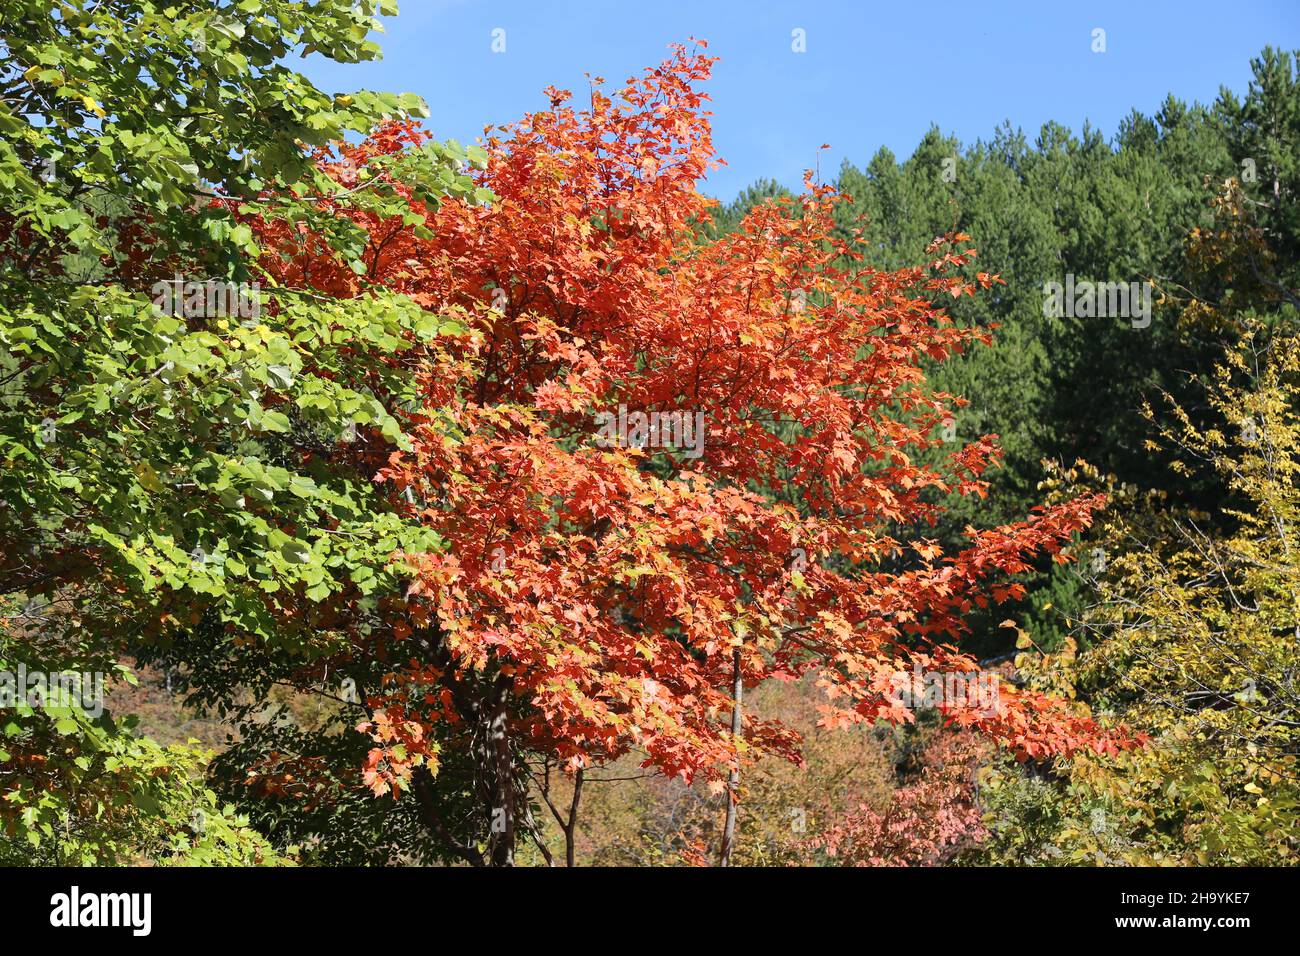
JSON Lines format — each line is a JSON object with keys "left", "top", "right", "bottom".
{"left": 718, "top": 647, "right": 743, "bottom": 867}
{"left": 566, "top": 769, "right": 584, "bottom": 867}
{"left": 536, "top": 763, "right": 585, "bottom": 866}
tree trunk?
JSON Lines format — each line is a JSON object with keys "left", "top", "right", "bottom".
{"left": 718, "top": 647, "right": 743, "bottom": 867}
{"left": 565, "top": 769, "right": 584, "bottom": 867}
{"left": 418, "top": 630, "right": 526, "bottom": 867}
{"left": 478, "top": 676, "right": 518, "bottom": 866}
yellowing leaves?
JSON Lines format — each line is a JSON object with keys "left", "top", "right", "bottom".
{"left": 133, "top": 461, "right": 165, "bottom": 493}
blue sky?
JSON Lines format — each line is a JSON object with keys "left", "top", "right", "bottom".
{"left": 299, "top": 0, "right": 1300, "bottom": 202}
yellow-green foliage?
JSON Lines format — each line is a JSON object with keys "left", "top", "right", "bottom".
{"left": 981, "top": 328, "right": 1300, "bottom": 865}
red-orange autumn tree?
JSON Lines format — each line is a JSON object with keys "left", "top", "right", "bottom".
{"left": 247, "top": 43, "right": 1137, "bottom": 866}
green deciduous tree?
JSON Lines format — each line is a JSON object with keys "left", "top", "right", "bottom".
{"left": 0, "top": 0, "right": 476, "bottom": 863}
